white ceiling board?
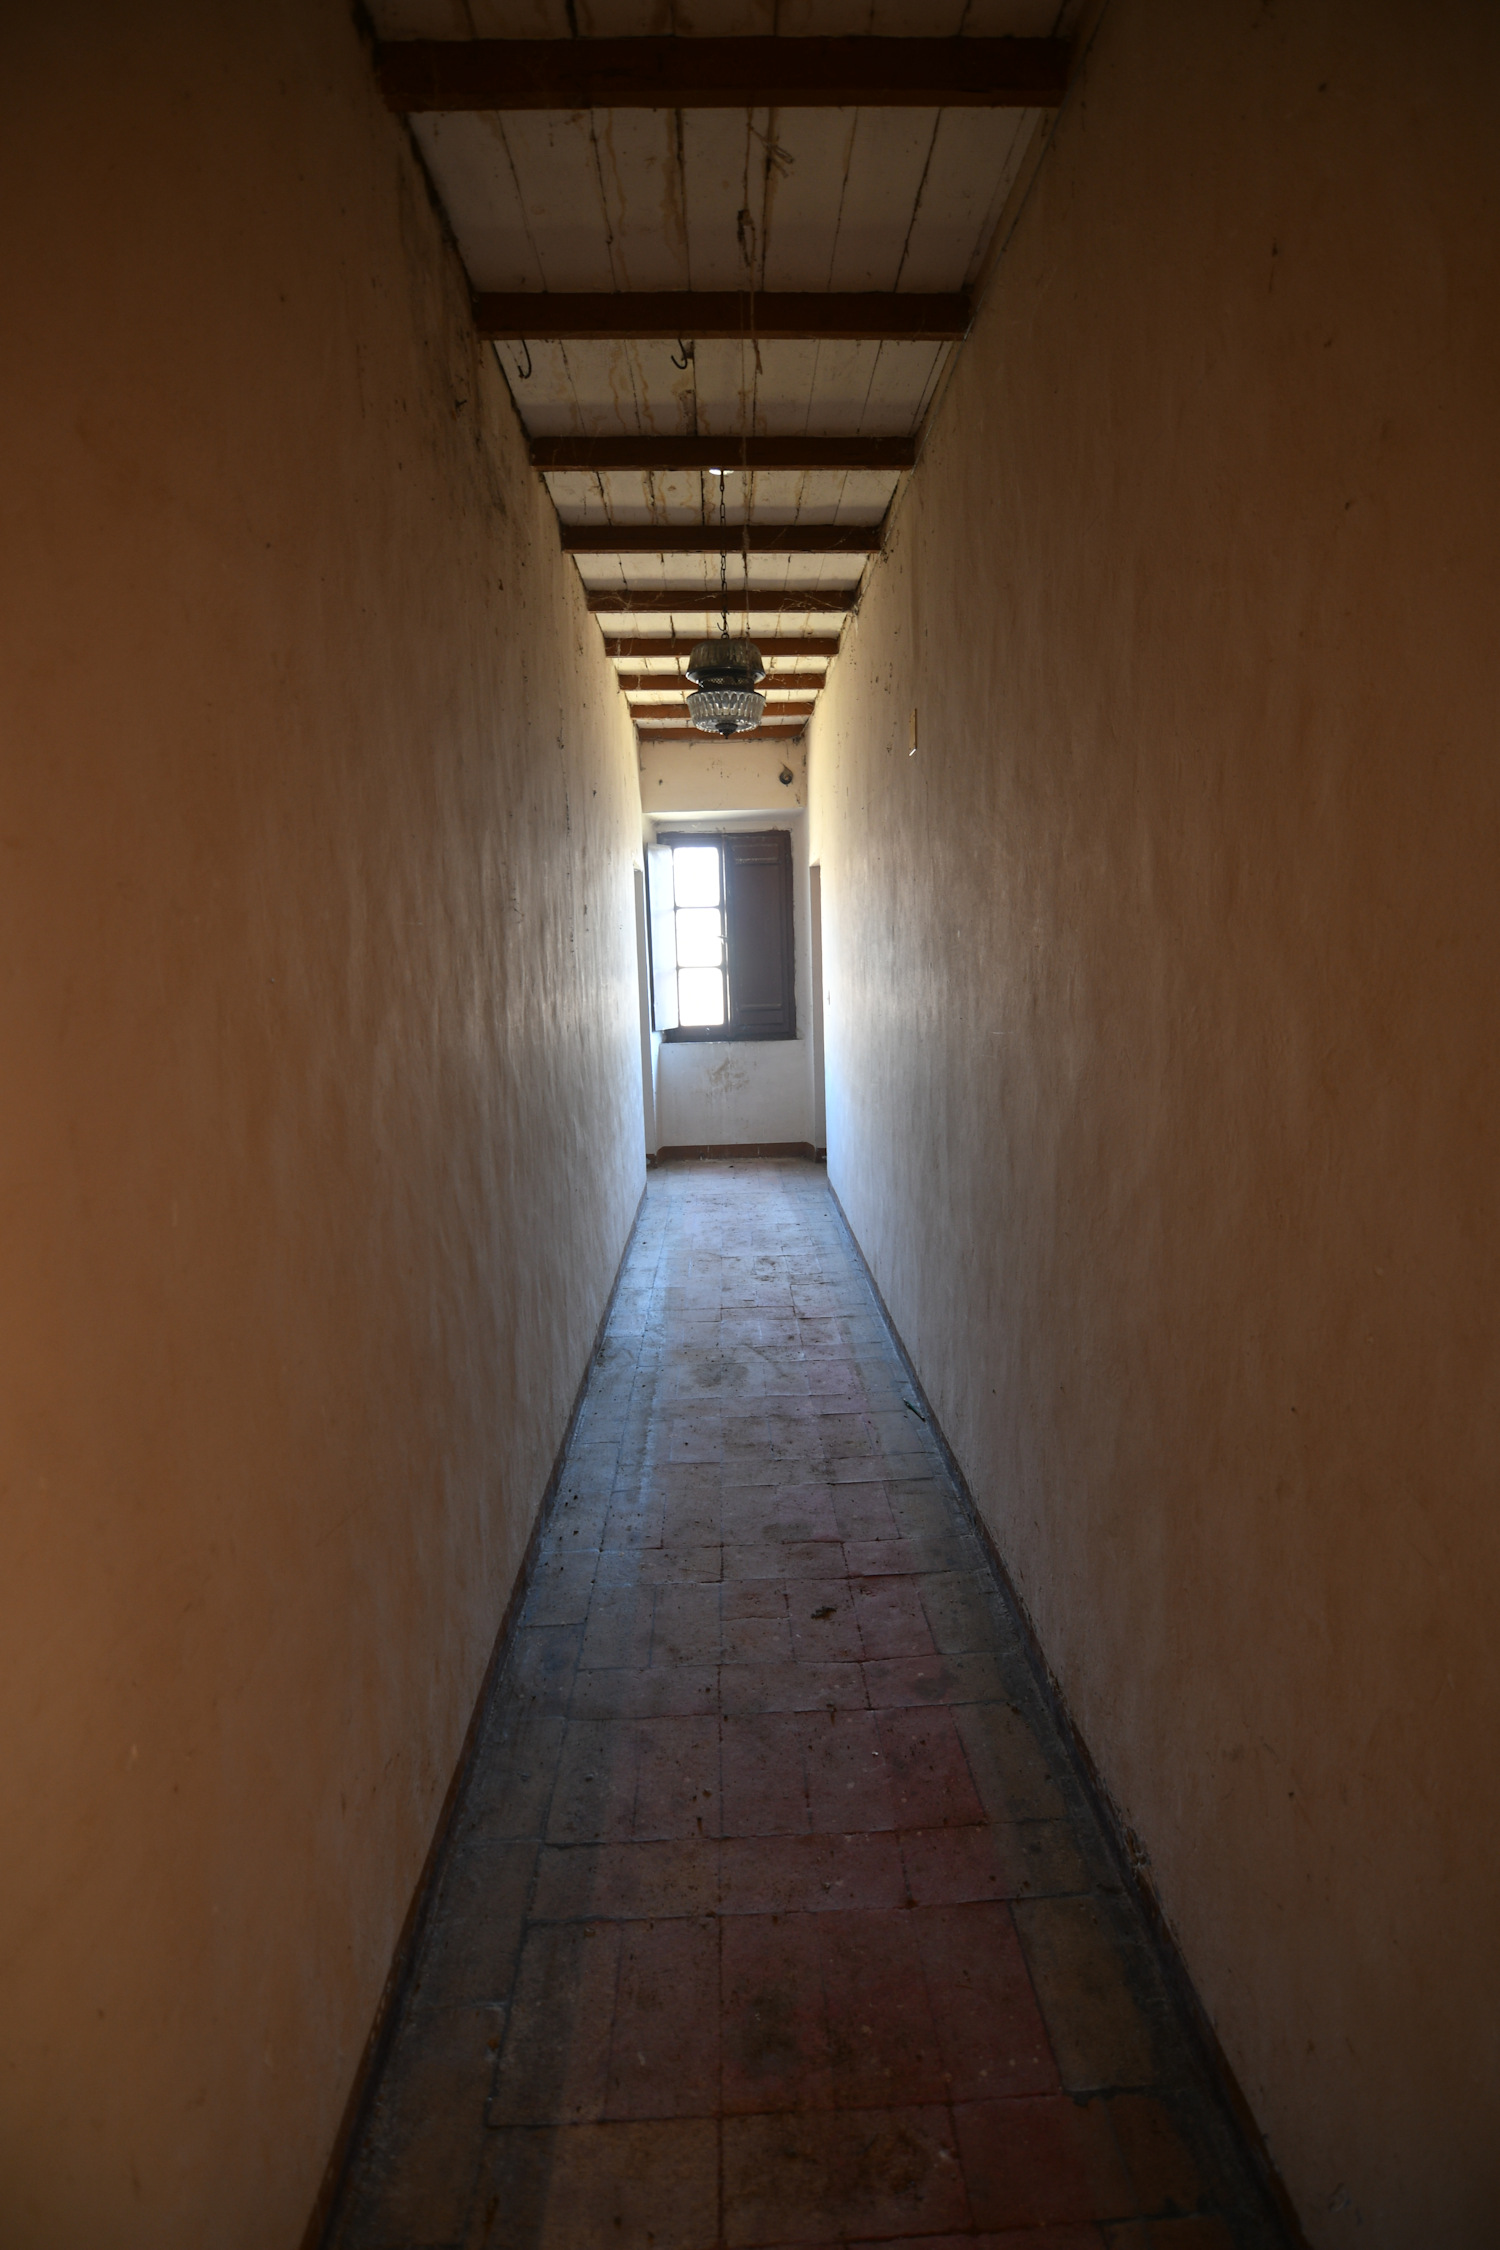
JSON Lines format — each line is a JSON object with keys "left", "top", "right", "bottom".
{"left": 827, "top": 111, "right": 943, "bottom": 290}
{"left": 674, "top": 338, "right": 759, "bottom": 436}
{"left": 602, "top": 609, "right": 851, "bottom": 632}
{"left": 678, "top": 110, "right": 769, "bottom": 291}
{"left": 420, "top": 98, "right": 1014, "bottom": 311}
{"left": 493, "top": 337, "right": 582, "bottom": 429}
{"left": 541, "top": 467, "right": 894, "bottom": 525}
{"left": 899, "top": 108, "right": 1034, "bottom": 292}
{"left": 414, "top": 116, "right": 545, "bottom": 292}
{"left": 589, "top": 109, "right": 692, "bottom": 289}
{"left": 486, "top": 112, "right": 621, "bottom": 290}
{"left": 570, "top": 551, "right": 864, "bottom": 591}
{"left": 756, "top": 112, "right": 860, "bottom": 291}
{"left": 858, "top": 338, "right": 949, "bottom": 426}
{"left": 501, "top": 338, "right": 700, "bottom": 433}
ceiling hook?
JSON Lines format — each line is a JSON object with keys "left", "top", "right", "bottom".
{"left": 511, "top": 338, "right": 533, "bottom": 381}
{"left": 670, "top": 338, "right": 694, "bottom": 371}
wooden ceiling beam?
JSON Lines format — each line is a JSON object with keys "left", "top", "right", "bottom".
{"left": 533, "top": 435, "right": 914, "bottom": 473}
{"left": 614, "top": 671, "right": 826, "bottom": 690}
{"left": 480, "top": 291, "right": 968, "bottom": 342}
{"left": 632, "top": 696, "right": 816, "bottom": 714}
{"left": 637, "top": 726, "right": 807, "bottom": 743}
{"left": 378, "top": 38, "right": 1070, "bottom": 113}
{"left": 587, "top": 588, "right": 853, "bottom": 613}
{"left": 605, "top": 635, "right": 840, "bottom": 658}
{"left": 563, "top": 524, "right": 878, "bottom": 555}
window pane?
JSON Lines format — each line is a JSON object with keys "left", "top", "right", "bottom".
{"left": 672, "top": 844, "right": 720, "bottom": 907}
{"left": 675, "top": 907, "right": 724, "bottom": 967}
{"left": 677, "top": 967, "right": 725, "bottom": 1026}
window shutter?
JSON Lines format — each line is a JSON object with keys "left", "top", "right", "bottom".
{"left": 724, "top": 829, "right": 795, "bottom": 1039}
{"left": 645, "top": 843, "right": 679, "bottom": 1031}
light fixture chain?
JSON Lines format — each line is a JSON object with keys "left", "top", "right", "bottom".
{"left": 718, "top": 469, "right": 729, "bottom": 638}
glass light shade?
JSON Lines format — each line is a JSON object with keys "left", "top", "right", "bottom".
{"left": 686, "top": 687, "right": 766, "bottom": 736}
{"left": 685, "top": 637, "right": 766, "bottom": 736}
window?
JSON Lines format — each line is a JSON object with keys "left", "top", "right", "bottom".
{"left": 646, "top": 829, "right": 796, "bottom": 1042}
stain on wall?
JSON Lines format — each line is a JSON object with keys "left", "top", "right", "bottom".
{"left": 0, "top": 2, "right": 643, "bottom": 2242}
{"left": 808, "top": 2, "right": 1500, "bottom": 2242}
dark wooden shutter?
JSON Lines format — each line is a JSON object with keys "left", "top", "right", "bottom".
{"left": 724, "top": 829, "right": 795, "bottom": 1039}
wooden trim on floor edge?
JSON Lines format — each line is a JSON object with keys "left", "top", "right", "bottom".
{"left": 823, "top": 1177, "right": 1311, "bottom": 2250}
{"left": 300, "top": 1177, "right": 650, "bottom": 2250}
{"left": 649, "top": 1141, "right": 821, "bottom": 1163}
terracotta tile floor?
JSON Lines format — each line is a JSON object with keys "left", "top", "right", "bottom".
{"left": 330, "top": 1161, "right": 1286, "bottom": 2250}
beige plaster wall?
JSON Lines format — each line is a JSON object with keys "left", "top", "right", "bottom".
{"left": 0, "top": 4, "right": 644, "bottom": 2242}
{"left": 807, "top": 3, "right": 1500, "bottom": 2241}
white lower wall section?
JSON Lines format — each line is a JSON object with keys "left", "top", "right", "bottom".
{"left": 657, "top": 1035, "right": 813, "bottom": 1147}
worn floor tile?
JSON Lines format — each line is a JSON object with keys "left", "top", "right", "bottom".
{"left": 331, "top": 1162, "right": 1288, "bottom": 2250}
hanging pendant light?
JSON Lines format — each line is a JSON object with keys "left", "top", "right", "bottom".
{"left": 686, "top": 637, "right": 765, "bottom": 736}
{"left": 686, "top": 467, "right": 766, "bottom": 736}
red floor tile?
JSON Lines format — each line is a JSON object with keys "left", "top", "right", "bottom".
{"left": 488, "top": 1921, "right": 622, "bottom": 2126}
{"left": 721, "top": 1711, "right": 812, "bottom": 1836}
{"left": 720, "top": 1660, "right": 869, "bottom": 1714}
{"left": 852, "top": 1574, "right": 940, "bottom": 1659}
{"left": 803, "top": 1708, "right": 900, "bottom": 1832}
{"left": 913, "top": 1901, "right": 1060, "bottom": 2099}
{"left": 722, "top": 1912, "right": 831, "bottom": 2113}
{"left": 606, "top": 1915, "right": 720, "bottom": 2119}
{"left": 530, "top": 1838, "right": 717, "bottom": 1922}
{"left": 842, "top": 1536, "right": 921, "bottom": 1575}
{"left": 900, "top": 1820, "right": 1042, "bottom": 1905}
{"left": 630, "top": 1714, "right": 721, "bottom": 1839}
{"left": 815, "top": 1908, "right": 949, "bottom": 2108}
{"left": 720, "top": 1831, "right": 907, "bottom": 1917}
{"left": 723, "top": 2106, "right": 970, "bottom": 2246}
{"left": 877, "top": 1703, "right": 989, "bottom": 1829}
{"left": 954, "top": 2094, "right": 1137, "bottom": 2229}
{"left": 788, "top": 1579, "right": 865, "bottom": 1663}
{"left": 650, "top": 1580, "right": 722, "bottom": 1662}
{"left": 473, "top": 2118, "right": 718, "bottom": 2250}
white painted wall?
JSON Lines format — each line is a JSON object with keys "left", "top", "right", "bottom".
{"left": 639, "top": 737, "right": 816, "bottom": 1149}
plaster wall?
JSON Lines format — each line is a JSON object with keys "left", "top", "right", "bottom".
{"left": 0, "top": 4, "right": 643, "bottom": 2243}
{"left": 807, "top": 2, "right": 1500, "bottom": 2241}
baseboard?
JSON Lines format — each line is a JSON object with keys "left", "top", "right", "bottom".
{"left": 824, "top": 1179, "right": 1309, "bottom": 2250}
{"left": 653, "top": 1140, "right": 818, "bottom": 1161}
{"left": 301, "top": 1179, "right": 649, "bottom": 2250}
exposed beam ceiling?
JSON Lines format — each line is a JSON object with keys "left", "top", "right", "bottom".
{"left": 533, "top": 436, "right": 914, "bottom": 474}
{"left": 370, "top": 12, "right": 1069, "bottom": 749}
{"left": 561, "top": 525, "right": 879, "bottom": 556}
{"left": 604, "top": 636, "right": 841, "bottom": 659}
{"left": 636, "top": 726, "right": 806, "bottom": 743}
{"left": 614, "top": 672, "right": 827, "bottom": 691}
{"left": 378, "top": 38, "right": 1070, "bottom": 113}
{"left": 479, "top": 293, "right": 970, "bottom": 342}
{"left": 633, "top": 698, "right": 817, "bottom": 717}
{"left": 586, "top": 589, "right": 852, "bottom": 613}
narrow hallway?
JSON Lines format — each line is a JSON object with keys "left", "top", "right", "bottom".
{"left": 331, "top": 1162, "right": 1282, "bottom": 2250}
